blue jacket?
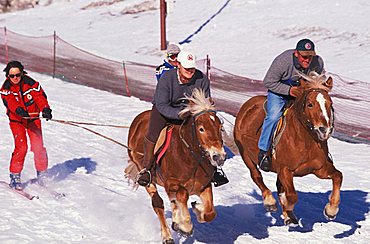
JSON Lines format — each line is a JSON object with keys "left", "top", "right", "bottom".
{"left": 155, "top": 60, "right": 176, "bottom": 81}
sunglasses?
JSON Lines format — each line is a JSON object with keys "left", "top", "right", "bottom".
{"left": 298, "top": 52, "right": 313, "bottom": 60}
{"left": 167, "top": 54, "right": 178, "bottom": 61}
{"left": 9, "top": 73, "right": 22, "bottom": 78}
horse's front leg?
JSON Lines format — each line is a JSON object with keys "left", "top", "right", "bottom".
{"left": 167, "top": 185, "right": 193, "bottom": 237}
{"left": 313, "top": 159, "right": 343, "bottom": 220}
{"left": 146, "top": 183, "right": 174, "bottom": 244}
{"left": 240, "top": 145, "right": 277, "bottom": 212}
{"left": 277, "top": 167, "right": 299, "bottom": 225}
{"left": 191, "top": 184, "right": 217, "bottom": 223}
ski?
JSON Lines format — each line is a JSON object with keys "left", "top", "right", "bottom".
{"left": 29, "top": 179, "right": 66, "bottom": 200}
{"left": 0, "top": 181, "right": 38, "bottom": 200}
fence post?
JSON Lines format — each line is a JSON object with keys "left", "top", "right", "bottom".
{"left": 206, "top": 54, "right": 211, "bottom": 81}
{"left": 53, "top": 31, "right": 56, "bottom": 78}
{"left": 4, "top": 27, "right": 8, "bottom": 64}
{"left": 122, "top": 61, "right": 131, "bottom": 97}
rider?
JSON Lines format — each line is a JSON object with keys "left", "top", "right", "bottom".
{"left": 258, "top": 38, "right": 325, "bottom": 172}
{"left": 155, "top": 43, "right": 181, "bottom": 81}
{"left": 137, "top": 50, "right": 229, "bottom": 187}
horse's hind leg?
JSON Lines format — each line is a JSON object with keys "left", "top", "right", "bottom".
{"left": 191, "top": 185, "right": 217, "bottom": 223}
{"left": 313, "top": 160, "right": 343, "bottom": 220}
{"left": 146, "top": 183, "right": 174, "bottom": 244}
{"left": 277, "top": 167, "right": 299, "bottom": 225}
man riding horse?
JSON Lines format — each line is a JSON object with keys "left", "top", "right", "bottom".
{"left": 137, "top": 50, "right": 229, "bottom": 187}
{"left": 258, "top": 38, "right": 325, "bottom": 172}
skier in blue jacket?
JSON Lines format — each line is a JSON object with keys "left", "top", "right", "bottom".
{"left": 155, "top": 43, "right": 181, "bottom": 81}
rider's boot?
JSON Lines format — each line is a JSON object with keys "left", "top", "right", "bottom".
{"left": 137, "top": 137, "right": 156, "bottom": 187}
{"left": 211, "top": 167, "right": 229, "bottom": 187}
{"left": 258, "top": 150, "right": 271, "bottom": 172}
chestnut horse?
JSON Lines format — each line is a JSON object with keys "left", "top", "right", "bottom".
{"left": 231, "top": 72, "right": 343, "bottom": 225}
{"left": 125, "top": 89, "right": 226, "bottom": 243}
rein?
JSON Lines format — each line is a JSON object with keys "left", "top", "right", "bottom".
{"left": 178, "top": 112, "right": 215, "bottom": 181}
{"left": 25, "top": 117, "right": 138, "bottom": 154}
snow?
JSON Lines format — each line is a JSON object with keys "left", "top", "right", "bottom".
{"left": 0, "top": 0, "right": 369, "bottom": 243}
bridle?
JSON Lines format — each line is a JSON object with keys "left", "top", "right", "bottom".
{"left": 178, "top": 109, "right": 220, "bottom": 182}
{"left": 297, "top": 88, "right": 335, "bottom": 135}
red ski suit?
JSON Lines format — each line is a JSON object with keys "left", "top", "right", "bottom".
{"left": 0, "top": 75, "right": 50, "bottom": 174}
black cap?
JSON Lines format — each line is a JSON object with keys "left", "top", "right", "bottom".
{"left": 296, "top": 39, "right": 316, "bottom": 56}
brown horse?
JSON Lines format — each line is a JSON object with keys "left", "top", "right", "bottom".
{"left": 231, "top": 72, "right": 343, "bottom": 225}
{"left": 125, "top": 88, "right": 226, "bottom": 243}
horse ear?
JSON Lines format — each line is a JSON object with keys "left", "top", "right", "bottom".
{"left": 299, "top": 78, "right": 309, "bottom": 89}
{"left": 209, "top": 97, "right": 215, "bottom": 105}
{"left": 324, "top": 76, "right": 333, "bottom": 91}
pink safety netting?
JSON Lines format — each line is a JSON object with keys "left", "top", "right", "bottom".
{"left": 0, "top": 27, "right": 369, "bottom": 144}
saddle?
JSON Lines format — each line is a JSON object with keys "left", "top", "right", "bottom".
{"left": 154, "top": 125, "right": 174, "bottom": 164}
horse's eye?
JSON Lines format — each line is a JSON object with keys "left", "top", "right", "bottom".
{"left": 307, "top": 103, "right": 313, "bottom": 109}
{"left": 199, "top": 127, "right": 205, "bottom": 132}
{"left": 221, "top": 126, "right": 225, "bottom": 132}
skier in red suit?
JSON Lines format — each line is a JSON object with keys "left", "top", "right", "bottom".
{"left": 0, "top": 61, "right": 52, "bottom": 190}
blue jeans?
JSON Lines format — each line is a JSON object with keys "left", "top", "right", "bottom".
{"left": 258, "top": 92, "right": 288, "bottom": 152}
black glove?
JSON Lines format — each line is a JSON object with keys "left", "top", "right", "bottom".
{"left": 16, "top": 107, "right": 29, "bottom": 118}
{"left": 42, "top": 107, "right": 52, "bottom": 120}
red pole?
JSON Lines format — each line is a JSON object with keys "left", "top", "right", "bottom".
{"left": 53, "top": 31, "right": 56, "bottom": 78}
{"left": 4, "top": 27, "right": 8, "bottom": 64}
{"left": 122, "top": 61, "right": 131, "bottom": 97}
{"left": 160, "top": 0, "right": 167, "bottom": 50}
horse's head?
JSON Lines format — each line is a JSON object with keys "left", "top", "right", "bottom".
{"left": 179, "top": 89, "right": 226, "bottom": 167}
{"left": 295, "top": 71, "right": 334, "bottom": 141}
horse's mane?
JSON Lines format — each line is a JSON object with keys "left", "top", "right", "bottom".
{"left": 299, "top": 71, "right": 331, "bottom": 92}
{"left": 178, "top": 88, "right": 215, "bottom": 117}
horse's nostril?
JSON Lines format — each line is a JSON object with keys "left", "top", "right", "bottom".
{"left": 319, "top": 126, "right": 327, "bottom": 133}
{"left": 213, "top": 154, "right": 220, "bottom": 162}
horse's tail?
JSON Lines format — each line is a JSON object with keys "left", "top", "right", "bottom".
{"left": 222, "top": 128, "right": 240, "bottom": 155}
{"left": 124, "top": 159, "right": 140, "bottom": 190}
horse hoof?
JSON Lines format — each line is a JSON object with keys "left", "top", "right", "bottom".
{"left": 171, "top": 222, "right": 179, "bottom": 232}
{"left": 323, "top": 208, "right": 337, "bottom": 220}
{"left": 264, "top": 203, "right": 278, "bottom": 212}
{"left": 163, "top": 239, "right": 175, "bottom": 244}
{"left": 284, "top": 211, "right": 299, "bottom": 226}
{"left": 178, "top": 228, "right": 193, "bottom": 238}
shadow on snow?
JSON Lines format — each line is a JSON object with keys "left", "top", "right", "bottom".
{"left": 46, "top": 157, "right": 97, "bottom": 181}
{"left": 166, "top": 189, "right": 368, "bottom": 243}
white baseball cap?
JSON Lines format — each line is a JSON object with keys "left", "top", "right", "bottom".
{"left": 177, "top": 51, "right": 196, "bottom": 68}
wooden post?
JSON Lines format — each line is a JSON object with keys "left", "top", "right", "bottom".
{"left": 53, "top": 31, "right": 56, "bottom": 78}
{"left": 206, "top": 55, "right": 211, "bottom": 81}
{"left": 122, "top": 61, "right": 131, "bottom": 97}
{"left": 160, "top": 0, "right": 167, "bottom": 50}
{"left": 4, "top": 27, "right": 8, "bottom": 64}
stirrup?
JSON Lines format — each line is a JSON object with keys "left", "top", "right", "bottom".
{"left": 212, "top": 168, "right": 229, "bottom": 187}
{"left": 136, "top": 168, "right": 152, "bottom": 187}
{"left": 259, "top": 155, "right": 271, "bottom": 172}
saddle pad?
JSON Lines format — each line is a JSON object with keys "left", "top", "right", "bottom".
{"left": 156, "top": 126, "right": 174, "bottom": 164}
